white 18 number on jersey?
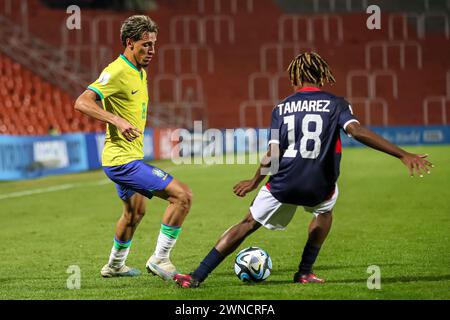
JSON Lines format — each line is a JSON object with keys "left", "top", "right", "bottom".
{"left": 283, "top": 114, "right": 323, "bottom": 159}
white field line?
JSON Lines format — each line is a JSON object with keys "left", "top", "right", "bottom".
{"left": 0, "top": 165, "right": 186, "bottom": 201}
{"left": 0, "top": 184, "right": 75, "bottom": 200}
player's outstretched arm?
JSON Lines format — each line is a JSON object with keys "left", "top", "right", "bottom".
{"left": 233, "top": 144, "right": 279, "bottom": 197}
{"left": 345, "top": 122, "right": 434, "bottom": 177}
{"left": 74, "top": 90, "right": 141, "bottom": 142}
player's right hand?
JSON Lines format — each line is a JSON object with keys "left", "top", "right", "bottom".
{"left": 400, "top": 152, "right": 434, "bottom": 177}
{"left": 233, "top": 180, "right": 258, "bottom": 197}
{"left": 115, "top": 117, "right": 142, "bottom": 142}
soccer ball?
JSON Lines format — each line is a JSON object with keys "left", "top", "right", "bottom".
{"left": 234, "top": 246, "right": 272, "bottom": 282}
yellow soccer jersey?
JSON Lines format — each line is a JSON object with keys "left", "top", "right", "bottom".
{"left": 88, "top": 54, "right": 149, "bottom": 166}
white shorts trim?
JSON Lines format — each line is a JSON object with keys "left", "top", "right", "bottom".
{"left": 303, "top": 185, "right": 339, "bottom": 217}
{"left": 250, "top": 185, "right": 338, "bottom": 230}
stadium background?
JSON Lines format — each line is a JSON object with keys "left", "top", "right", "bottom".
{"left": 0, "top": 0, "right": 449, "bottom": 179}
{"left": 0, "top": 0, "right": 449, "bottom": 301}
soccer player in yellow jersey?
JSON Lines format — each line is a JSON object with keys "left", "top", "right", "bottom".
{"left": 75, "top": 15, "right": 192, "bottom": 280}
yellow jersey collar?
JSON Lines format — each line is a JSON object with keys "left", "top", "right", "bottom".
{"left": 120, "top": 54, "right": 142, "bottom": 73}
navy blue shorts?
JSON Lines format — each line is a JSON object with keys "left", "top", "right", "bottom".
{"left": 103, "top": 160, "right": 173, "bottom": 201}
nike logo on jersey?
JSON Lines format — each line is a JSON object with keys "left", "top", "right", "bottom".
{"left": 278, "top": 100, "right": 331, "bottom": 115}
{"left": 131, "top": 90, "right": 139, "bottom": 94}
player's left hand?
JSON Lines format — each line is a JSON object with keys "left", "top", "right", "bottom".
{"left": 233, "top": 179, "right": 258, "bottom": 197}
{"left": 400, "top": 153, "right": 434, "bottom": 177}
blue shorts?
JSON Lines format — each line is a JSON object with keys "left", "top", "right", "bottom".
{"left": 103, "top": 160, "right": 173, "bottom": 201}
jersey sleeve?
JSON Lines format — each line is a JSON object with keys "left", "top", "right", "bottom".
{"left": 268, "top": 104, "right": 282, "bottom": 145}
{"left": 338, "top": 99, "right": 359, "bottom": 134}
{"left": 87, "top": 68, "right": 120, "bottom": 100}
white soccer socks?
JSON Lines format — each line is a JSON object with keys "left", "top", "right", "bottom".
{"left": 153, "top": 224, "right": 181, "bottom": 259}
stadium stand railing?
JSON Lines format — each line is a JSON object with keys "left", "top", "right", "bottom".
{"left": 259, "top": 42, "right": 316, "bottom": 73}
{"left": 158, "top": 44, "right": 214, "bottom": 74}
{"left": 312, "top": 0, "right": 369, "bottom": 12}
{"left": 350, "top": 97, "right": 389, "bottom": 127}
{"left": 247, "top": 72, "right": 291, "bottom": 103}
{"left": 197, "top": 0, "right": 254, "bottom": 14}
{"left": 423, "top": 70, "right": 450, "bottom": 125}
{"left": 149, "top": 101, "right": 208, "bottom": 129}
{"left": 169, "top": 15, "right": 203, "bottom": 43}
{"left": 152, "top": 73, "right": 207, "bottom": 128}
{"left": 388, "top": 12, "right": 449, "bottom": 40}
{"left": 278, "top": 14, "right": 344, "bottom": 44}
{"left": 91, "top": 16, "right": 128, "bottom": 47}
{"left": 169, "top": 14, "right": 235, "bottom": 44}
{"left": 153, "top": 74, "right": 204, "bottom": 104}
{"left": 425, "top": 0, "right": 450, "bottom": 10}
{"left": 346, "top": 69, "right": 399, "bottom": 99}
{"left": 388, "top": 13, "right": 422, "bottom": 40}
{"left": 1, "top": 0, "right": 449, "bottom": 133}
{"left": 345, "top": 70, "right": 395, "bottom": 127}
{"left": 248, "top": 72, "right": 275, "bottom": 102}
{"left": 60, "top": 45, "right": 112, "bottom": 82}
{"left": 448, "top": 70, "right": 450, "bottom": 96}
{"left": 365, "top": 40, "right": 423, "bottom": 70}
{"left": 239, "top": 100, "right": 277, "bottom": 128}
{"left": 0, "top": 16, "right": 88, "bottom": 97}
{"left": 61, "top": 14, "right": 93, "bottom": 47}
{"left": 423, "top": 97, "right": 450, "bottom": 125}
{"left": 0, "top": 0, "right": 29, "bottom": 34}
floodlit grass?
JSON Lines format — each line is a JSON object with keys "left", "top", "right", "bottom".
{"left": 0, "top": 145, "right": 449, "bottom": 300}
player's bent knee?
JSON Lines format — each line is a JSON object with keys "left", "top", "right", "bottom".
{"left": 133, "top": 210, "right": 146, "bottom": 225}
{"left": 181, "top": 185, "right": 193, "bottom": 206}
{"left": 122, "top": 208, "right": 146, "bottom": 227}
{"left": 173, "top": 188, "right": 192, "bottom": 213}
{"left": 241, "top": 213, "right": 261, "bottom": 233}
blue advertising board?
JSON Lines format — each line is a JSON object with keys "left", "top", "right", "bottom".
{"left": 0, "top": 133, "right": 88, "bottom": 180}
{"left": 0, "top": 125, "right": 447, "bottom": 180}
{"left": 340, "top": 125, "right": 450, "bottom": 147}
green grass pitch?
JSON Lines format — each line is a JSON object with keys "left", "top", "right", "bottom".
{"left": 0, "top": 145, "right": 449, "bottom": 300}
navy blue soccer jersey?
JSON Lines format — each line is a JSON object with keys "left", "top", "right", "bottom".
{"left": 266, "top": 87, "right": 359, "bottom": 207}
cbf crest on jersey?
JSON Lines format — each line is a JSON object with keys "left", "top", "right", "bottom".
{"left": 152, "top": 167, "right": 168, "bottom": 180}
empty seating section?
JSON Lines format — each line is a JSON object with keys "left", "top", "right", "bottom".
{"left": 278, "top": 15, "right": 344, "bottom": 44}
{"left": 240, "top": 2, "right": 450, "bottom": 127}
{"left": 197, "top": 0, "right": 254, "bottom": 14}
{"left": 388, "top": 12, "right": 450, "bottom": 40}
{"left": 423, "top": 70, "right": 450, "bottom": 125}
{"left": 0, "top": 0, "right": 449, "bottom": 134}
{"left": 0, "top": 54, "right": 104, "bottom": 135}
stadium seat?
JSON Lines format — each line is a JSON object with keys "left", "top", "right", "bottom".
{"left": 1, "top": 0, "right": 449, "bottom": 134}
{"left": 0, "top": 53, "right": 77, "bottom": 135}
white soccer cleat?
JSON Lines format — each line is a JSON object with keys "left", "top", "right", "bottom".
{"left": 100, "top": 264, "right": 141, "bottom": 278}
{"left": 146, "top": 255, "right": 177, "bottom": 281}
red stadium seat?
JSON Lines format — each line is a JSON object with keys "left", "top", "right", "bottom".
{"left": 1, "top": 1, "right": 449, "bottom": 133}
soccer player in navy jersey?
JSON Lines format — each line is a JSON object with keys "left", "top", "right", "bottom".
{"left": 174, "top": 52, "right": 433, "bottom": 288}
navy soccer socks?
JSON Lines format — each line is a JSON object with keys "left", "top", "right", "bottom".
{"left": 192, "top": 247, "right": 225, "bottom": 282}
{"left": 298, "top": 242, "right": 321, "bottom": 275}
